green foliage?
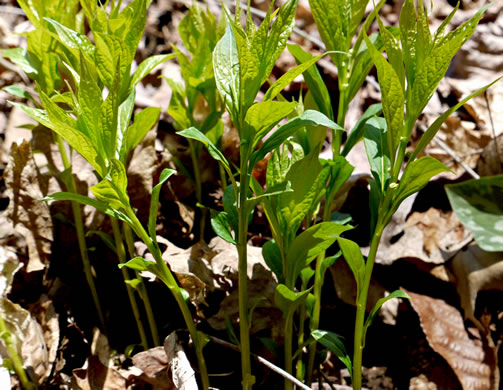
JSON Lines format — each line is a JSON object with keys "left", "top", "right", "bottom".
{"left": 446, "top": 176, "right": 503, "bottom": 252}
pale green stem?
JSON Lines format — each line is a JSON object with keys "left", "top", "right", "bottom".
{"left": 55, "top": 135, "right": 106, "bottom": 331}
{"left": 284, "top": 312, "right": 295, "bottom": 390}
{"left": 0, "top": 314, "right": 33, "bottom": 390}
{"left": 110, "top": 217, "right": 149, "bottom": 350}
{"left": 125, "top": 209, "right": 210, "bottom": 389}
{"left": 188, "top": 140, "right": 206, "bottom": 241}
{"left": 237, "top": 151, "right": 253, "bottom": 389}
{"left": 123, "top": 223, "right": 160, "bottom": 346}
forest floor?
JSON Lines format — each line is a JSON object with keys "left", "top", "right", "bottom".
{"left": 0, "top": 0, "right": 502, "bottom": 389}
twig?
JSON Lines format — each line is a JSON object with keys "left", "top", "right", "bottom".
{"left": 484, "top": 90, "right": 502, "bottom": 168}
{"left": 208, "top": 335, "right": 312, "bottom": 390}
{"left": 433, "top": 136, "right": 480, "bottom": 179}
{"left": 320, "top": 370, "right": 337, "bottom": 390}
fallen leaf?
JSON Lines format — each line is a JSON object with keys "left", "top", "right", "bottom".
{"left": 408, "top": 291, "right": 494, "bottom": 390}
{"left": 71, "top": 355, "right": 127, "bottom": 390}
{"left": 477, "top": 134, "right": 503, "bottom": 176}
{"left": 449, "top": 244, "right": 503, "bottom": 329}
{"left": 164, "top": 332, "right": 198, "bottom": 390}
{"left": 4, "top": 140, "right": 54, "bottom": 272}
{"left": 132, "top": 346, "right": 174, "bottom": 390}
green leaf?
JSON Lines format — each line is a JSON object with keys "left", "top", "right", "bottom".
{"left": 399, "top": 0, "right": 418, "bottom": 87}
{"left": 245, "top": 101, "right": 297, "bottom": 147}
{"left": 149, "top": 169, "right": 175, "bottom": 245}
{"left": 409, "top": 3, "right": 490, "bottom": 122}
{"left": 311, "top": 329, "right": 352, "bottom": 376}
{"left": 377, "top": 16, "right": 405, "bottom": 89}
{"left": 262, "top": 240, "right": 283, "bottom": 283}
{"left": 410, "top": 75, "right": 503, "bottom": 161}
{"left": 364, "top": 117, "right": 391, "bottom": 193}
{"left": 44, "top": 17, "right": 95, "bottom": 59}
{"left": 100, "top": 59, "right": 121, "bottom": 160}
{"left": 274, "top": 284, "right": 310, "bottom": 316}
{"left": 2, "top": 85, "right": 34, "bottom": 101}
{"left": 121, "top": 106, "right": 161, "bottom": 163}
{"left": 213, "top": 24, "right": 240, "bottom": 122}
{"left": 337, "top": 237, "right": 365, "bottom": 292}
{"left": 446, "top": 176, "right": 503, "bottom": 252}
{"left": 130, "top": 54, "right": 175, "bottom": 92}
{"left": 287, "top": 44, "right": 333, "bottom": 121}
{"left": 250, "top": 110, "right": 342, "bottom": 169}
{"left": 325, "top": 155, "right": 355, "bottom": 196}
{"left": 362, "top": 289, "right": 410, "bottom": 346}
{"left": 210, "top": 210, "right": 236, "bottom": 244}
{"left": 286, "top": 222, "right": 351, "bottom": 287}
{"left": 42, "top": 191, "right": 132, "bottom": 223}
{"left": 263, "top": 52, "right": 328, "bottom": 101}
{"left": 393, "top": 156, "right": 450, "bottom": 210}
{"left": 342, "top": 103, "right": 382, "bottom": 156}
{"left": 1, "top": 48, "right": 38, "bottom": 75}
{"left": 364, "top": 33, "right": 404, "bottom": 160}
{"left": 120, "top": 0, "right": 147, "bottom": 68}
{"left": 119, "top": 256, "right": 157, "bottom": 273}
{"left": 177, "top": 127, "right": 232, "bottom": 176}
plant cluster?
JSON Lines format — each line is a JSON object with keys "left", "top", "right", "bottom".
{"left": 1, "top": 0, "right": 500, "bottom": 389}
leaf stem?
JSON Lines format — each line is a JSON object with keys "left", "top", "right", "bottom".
{"left": 237, "top": 147, "right": 254, "bottom": 389}
{"left": 125, "top": 209, "right": 210, "bottom": 389}
{"left": 110, "top": 217, "right": 149, "bottom": 350}
{"left": 188, "top": 140, "right": 207, "bottom": 241}
{"left": 55, "top": 135, "right": 106, "bottom": 332}
{"left": 284, "top": 312, "right": 295, "bottom": 390}
{"left": 123, "top": 223, "right": 160, "bottom": 346}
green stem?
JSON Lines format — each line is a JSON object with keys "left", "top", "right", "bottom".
{"left": 351, "top": 223, "right": 383, "bottom": 390}
{"left": 237, "top": 150, "right": 254, "bottom": 389}
{"left": 188, "top": 140, "right": 206, "bottom": 241}
{"left": 0, "top": 314, "right": 33, "bottom": 390}
{"left": 123, "top": 223, "right": 160, "bottom": 346}
{"left": 110, "top": 218, "right": 149, "bottom": 350}
{"left": 295, "top": 291, "right": 307, "bottom": 381}
{"left": 55, "top": 135, "right": 106, "bottom": 331}
{"left": 284, "top": 312, "right": 294, "bottom": 390}
{"left": 125, "top": 209, "right": 210, "bottom": 389}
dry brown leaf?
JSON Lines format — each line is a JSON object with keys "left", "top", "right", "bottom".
{"left": 27, "top": 295, "right": 59, "bottom": 383}
{"left": 4, "top": 140, "right": 54, "bottom": 272}
{"left": 449, "top": 244, "right": 503, "bottom": 329}
{"left": 132, "top": 346, "right": 174, "bottom": 390}
{"left": 408, "top": 291, "right": 494, "bottom": 390}
{"left": 127, "top": 129, "right": 159, "bottom": 223}
{"left": 477, "top": 134, "right": 503, "bottom": 176}
{"left": 377, "top": 207, "right": 472, "bottom": 266}
{"left": 164, "top": 332, "right": 198, "bottom": 390}
{"left": 71, "top": 356, "right": 127, "bottom": 390}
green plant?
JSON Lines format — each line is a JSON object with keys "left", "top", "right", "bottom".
{"left": 5, "top": 0, "right": 212, "bottom": 387}
{"left": 310, "top": 2, "right": 501, "bottom": 389}
{"left": 166, "top": 3, "right": 226, "bottom": 241}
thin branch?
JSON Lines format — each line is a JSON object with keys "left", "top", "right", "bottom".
{"left": 433, "top": 136, "right": 480, "bottom": 179}
{"left": 208, "top": 335, "right": 312, "bottom": 390}
{"left": 484, "top": 90, "right": 502, "bottom": 169}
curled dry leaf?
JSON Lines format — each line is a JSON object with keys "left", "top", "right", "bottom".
{"left": 71, "top": 356, "right": 127, "bottom": 390}
{"left": 132, "top": 346, "right": 174, "bottom": 390}
{"left": 377, "top": 207, "right": 471, "bottom": 266}
{"left": 164, "top": 332, "right": 198, "bottom": 390}
{"left": 449, "top": 244, "right": 503, "bottom": 329}
{"left": 4, "top": 140, "right": 54, "bottom": 272}
{"left": 407, "top": 291, "right": 495, "bottom": 390}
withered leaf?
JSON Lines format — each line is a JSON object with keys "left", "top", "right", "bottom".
{"left": 71, "top": 356, "right": 127, "bottom": 390}
{"left": 408, "top": 291, "right": 493, "bottom": 390}
{"left": 4, "top": 140, "right": 54, "bottom": 272}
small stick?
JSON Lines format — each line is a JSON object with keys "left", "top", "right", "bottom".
{"left": 208, "top": 336, "right": 312, "bottom": 390}
{"left": 433, "top": 136, "right": 480, "bottom": 179}
{"left": 484, "top": 90, "right": 502, "bottom": 170}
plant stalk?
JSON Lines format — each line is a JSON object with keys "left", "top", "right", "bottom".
{"left": 351, "top": 224, "right": 382, "bottom": 390}
{"left": 188, "top": 140, "right": 207, "bottom": 241}
{"left": 237, "top": 151, "right": 254, "bottom": 389}
{"left": 284, "top": 312, "right": 295, "bottom": 390}
{"left": 55, "top": 135, "right": 106, "bottom": 331}
{"left": 123, "top": 223, "right": 160, "bottom": 346}
{"left": 0, "top": 314, "right": 33, "bottom": 390}
{"left": 125, "top": 209, "right": 209, "bottom": 389}
{"left": 110, "top": 217, "right": 149, "bottom": 350}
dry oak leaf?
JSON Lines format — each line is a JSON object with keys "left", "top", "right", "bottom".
{"left": 408, "top": 291, "right": 494, "bottom": 390}
{"left": 4, "top": 140, "right": 54, "bottom": 272}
